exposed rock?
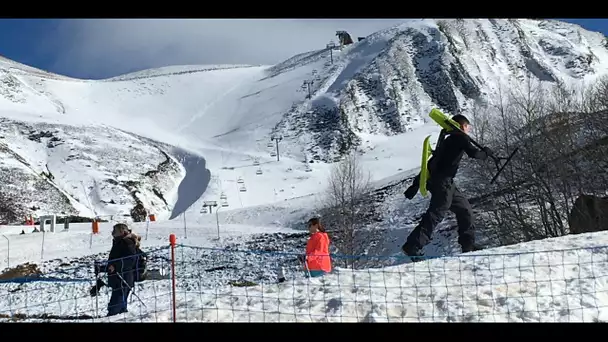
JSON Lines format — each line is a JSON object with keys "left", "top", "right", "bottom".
{"left": 273, "top": 19, "right": 608, "bottom": 161}
{"left": 0, "top": 263, "right": 42, "bottom": 281}
{"left": 130, "top": 203, "right": 148, "bottom": 223}
{"left": 568, "top": 194, "right": 608, "bottom": 234}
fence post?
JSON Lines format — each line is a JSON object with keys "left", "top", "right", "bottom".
{"left": 182, "top": 213, "right": 187, "bottom": 239}
{"left": 41, "top": 231, "right": 45, "bottom": 261}
{"left": 169, "top": 233, "right": 177, "bottom": 323}
{"left": 145, "top": 218, "right": 150, "bottom": 241}
{"left": 2, "top": 235, "right": 9, "bottom": 268}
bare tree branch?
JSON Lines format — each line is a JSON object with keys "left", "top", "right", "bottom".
{"left": 323, "top": 151, "right": 372, "bottom": 269}
{"left": 463, "top": 74, "right": 608, "bottom": 247}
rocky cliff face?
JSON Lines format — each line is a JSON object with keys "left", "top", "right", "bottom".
{"left": 274, "top": 19, "right": 608, "bottom": 162}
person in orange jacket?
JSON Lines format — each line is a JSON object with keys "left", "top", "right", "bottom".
{"left": 298, "top": 217, "right": 332, "bottom": 277}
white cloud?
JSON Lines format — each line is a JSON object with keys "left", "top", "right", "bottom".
{"left": 44, "top": 19, "right": 408, "bottom": 79}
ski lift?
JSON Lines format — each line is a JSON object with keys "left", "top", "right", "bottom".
{"left": 220, "top": 192, "right": 227, "bottom": 201}
{"left": 237, "top": 177, "right": 244, "bottom": 184}
{"left": 221, "top": 197, "right": 229, "bottom": 207}
{"left": 253, "top": 159, "right": 260, "bottom": 166}
{"left": 256, "top": 167, "right": 263, "bottom": 175}
{"left": 239, "top": 185, "right": 247, "bottom": 192}
{"left": 305, "top": 165, "right": 312, "bottom": 172}
{"left": 200, "top": 207, "right": 208, "bottom": 214}
{"left": 267, "top": 142, "right": 273, "bottom": 148}
{"left": 270, "top": 151, "right": 277, "bottom": 157}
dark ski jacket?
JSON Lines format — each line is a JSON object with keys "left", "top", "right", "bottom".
{"left": 427, "top": 131, "right": 488, "bottom": 180}
{"left": 101, "top": 234, "right": 138, "bottom": 289}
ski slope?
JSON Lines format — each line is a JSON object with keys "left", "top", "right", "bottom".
{"left": 0, "top": 220, "right": 606, "bottom": 322}
{"left": 0, "top": 44, "right": 444, "bottom": 221}
{"left": 2, "top": 18, "right": 608, "bottom": 323}
{"left": 2, "top": 19, "right": 608, "bottom": 224}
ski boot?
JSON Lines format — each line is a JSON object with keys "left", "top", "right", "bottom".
{"left": 461, "top": 243, "right": 483, "bottom": 253}
{"left": 401, "top": 243, "right": 424, "bottom": 263}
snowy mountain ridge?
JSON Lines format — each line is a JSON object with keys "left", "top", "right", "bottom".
{"left": 272, "top": 19, "right": 608, "bottom": 161}
{"left": 0, "top": 18, "right": 607, "bottom": 222}
{"left": 1, "top": 20, "right": 608, "bottom": 322}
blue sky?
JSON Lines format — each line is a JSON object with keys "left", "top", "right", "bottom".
{"left": 0, "top": 19, "right": 606, "bottom": 80}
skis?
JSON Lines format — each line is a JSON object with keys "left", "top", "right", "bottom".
{"left": 427, "top": 108, "right": 518, "bottom": 184}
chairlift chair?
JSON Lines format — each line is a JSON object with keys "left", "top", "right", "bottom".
{"left": 220, "top": 192, "right": 227, "bottom": 200}
{"left": 270, "top": 151, "right": 277, "bottom": 157}
{"left": 253, "top": 159, "right": 260, "bottom": 166}
{"left": 200, "top": 207, "right": 208, "bottom": 214}
{"left": 256, "top": 168, "right": 263, "bottom": 175}
{"left": 267, "top": 142, "right": 274, "bottom": 148}
{"left": 221, "top": 198, "right": 229, "bottom": 207}
{"left": 237, "top": 177, "right": 244, "bottom": 184}
{"left": 239, "top": 185, "right": 247, "bottom": 192}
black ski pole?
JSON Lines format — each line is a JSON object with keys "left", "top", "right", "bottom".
{"left": 94, "top": 274, "right": 100, "bottom": 317}
{"left": 115, "top": 271, "right": 147, "bottom": 309}
{"left": 441, "top": 119, "right": 518, "bottom": 183}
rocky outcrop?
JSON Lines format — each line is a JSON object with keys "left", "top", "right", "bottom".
{"left": 274, "top": 19, "right": 608, "bottom": 162}
{"left": 568, "top": 195, "right": 608, "bottom": 234}
{"left": 130, "top": 203, "right": 147, "bottom": 223}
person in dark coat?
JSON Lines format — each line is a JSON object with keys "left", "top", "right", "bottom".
{"left": 95, "top": 223, "right": 138, "bottom": 316}
{"left": 402, "top": 114, "right": 494, "bottom": 259}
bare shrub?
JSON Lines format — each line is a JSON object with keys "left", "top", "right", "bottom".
{"left": 322, "top": 152, "right": 372, "bottom": 268}
{"left": 464, "top": 74, "right": 608, "bottom": 246}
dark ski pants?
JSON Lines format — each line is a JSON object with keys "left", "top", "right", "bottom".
{"left": 404, "top": 177, "right": 475, "bottom": 252}
{"left": 107, "top": 286, "right": 131, "bottom": 316}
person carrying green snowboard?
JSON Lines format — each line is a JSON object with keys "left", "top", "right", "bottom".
{"left": 402, "top": 114, "right": 494, "bottom": 259}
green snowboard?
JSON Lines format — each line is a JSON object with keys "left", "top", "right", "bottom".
{"left": 418, "top": 108, "right": 454, "bottom": 197}
{"left": 429, "top": 108, "right": 461, "bottom": 132}
{"left": 419, "top": 135, "right": 433, "bottom": 197}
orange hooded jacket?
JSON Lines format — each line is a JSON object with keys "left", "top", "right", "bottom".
{"left": 305, "top": 232, "right": 332, "bottom": 273}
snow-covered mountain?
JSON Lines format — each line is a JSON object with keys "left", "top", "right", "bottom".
{"left": 3, "top": 20, "right": 608, "bottom": 323}
{"left": 1, "top": 18, "right": 607, "bottom": 223}
{"left": 273, "top": 19, "right": 608, "bottom": 161}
